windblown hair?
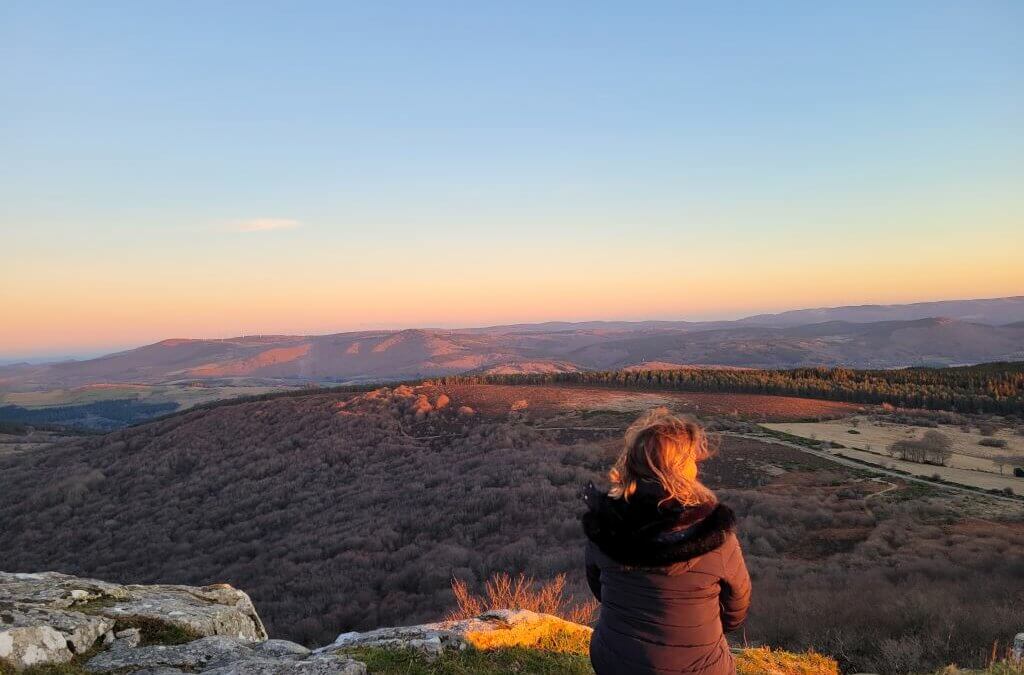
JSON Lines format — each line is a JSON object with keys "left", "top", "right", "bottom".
{"left": 609, "top": 408, "right": 716, "bottom": 507}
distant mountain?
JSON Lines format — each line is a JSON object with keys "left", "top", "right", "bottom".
{"left": 566, "top": 318, "right": 1024, "bottom": 370}
{"left": 737, "top": 296, "right": 1024, "bottom": 327}
{"left": 460, "top": 319, "right": 706, "bottom": 334}
{"left": 2, "top": 296, "right": 1023, "bottom": 391}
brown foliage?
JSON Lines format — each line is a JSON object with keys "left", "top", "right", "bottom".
{"left": 448, "top": 572, "right": 597, "bottom": 625}
{"left": 888, "top": 430, "right": 954, "bottom": 465}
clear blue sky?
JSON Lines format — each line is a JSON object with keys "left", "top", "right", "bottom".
{"left": 2, "top": 1, "right": 1022, "bottom": 356}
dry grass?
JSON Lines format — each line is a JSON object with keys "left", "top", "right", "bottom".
{"left": 935, "top": 662, "right": 1024, "bottom": 675}
{"left": 448, "top": 573, "right": 598, "bottom": 625}
{"left": 765, "top": 418, "right": 1024, "bottom": 467}
{"left": 464, "top": 620, "right": 592, "bottom": 654}
{"left": 735, "top": 647, "right": 839, "bottom": 675}
{"left": 439, "top": 383, "right": 861, "bottom": 420}
{"left": 763, "top": 419, "right": 1024, "bottom": 492}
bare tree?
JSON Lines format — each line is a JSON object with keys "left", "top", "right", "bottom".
{"left": 991, "top": 454, "right": 1021, "bottom": 475}
{"left": 919, "top": 430, "right": 954, "bottom": 466}
{"left": 888, "top": 431, "right": 953, "bottom": 466}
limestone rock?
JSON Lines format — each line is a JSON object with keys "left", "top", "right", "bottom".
{"left": 252, "top": 638, "right": 311, "bottom": 658}
{"left": 0, "top": 573, "right": 119, "bottom": 670}
{"left": 201, "top": 654, "right": 366, "bottom": 674}
{"left": 0, "top": 571, "right": 266, "bottom": 671}
{"left": 94, "top": 582, "right": 267, "bottom": 642}
{"left": 0, "top": 571, "right": 129, "bottom": 610}
{"left": 85, "top": 635, "right": 252, "bottom": 672}
{"left": 409, "top": 394, "right": 433, "bottom": 418}
{"left": 84, "top": 636, "right": 365, "bottom": 674}
{"left": 114, "top": 627, "right": 143, "bottom": 648}
{"left": 0, "top": 623, "right": 75, "bottom": 669}
{"left": 319, "top": 608, "right": 592, "bottom": 658}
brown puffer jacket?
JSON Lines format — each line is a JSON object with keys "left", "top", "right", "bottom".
{"left": 581, "top": 481, "right": 751, "bottom": 675}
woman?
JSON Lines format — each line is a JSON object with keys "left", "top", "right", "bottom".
{"left": 581, "top": 408, "right": 751, "bottom": 675}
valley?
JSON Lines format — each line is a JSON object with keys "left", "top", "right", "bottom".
{"left": 1, "top": 382, "right": 1021, "bottom": 673}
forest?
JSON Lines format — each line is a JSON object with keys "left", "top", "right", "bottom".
{"left": 438, "top": 361, "right": 1024, "bottom": 414}
{"left": 0, "top": 399, "right": 179, "bottom": 430}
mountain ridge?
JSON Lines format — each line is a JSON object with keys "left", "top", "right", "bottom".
{"left": 3, "top": 296, "right": 1024, "bottom": 390}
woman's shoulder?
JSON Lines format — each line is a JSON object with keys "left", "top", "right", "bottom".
{"left": 581, "top": 484, "right": 738, "bottom": 568}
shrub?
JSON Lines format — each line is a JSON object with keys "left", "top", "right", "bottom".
{"left": 888, "top": 431, "right": 953, "bottom": 465}
{"left": 977, "top": 422, "right": 999, "bottom": 436}
{"left": 341, "top": 645, "right": 593, "bottom": 674}
{"left": 979, "top": 438, "right": 1007, "bottom": 448}
{"left": 449, "top": 573, "right": 597, "bottom": 626}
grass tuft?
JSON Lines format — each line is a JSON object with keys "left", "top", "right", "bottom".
{"left": 464, "top": 623, "right": 592, "bottom": 654}
{"left": 448, "top": 573, "right": 598, "bottom": 625}
{"left": 734, "top": 647, "right": 839, "bottom": 675}
{"left": 341, "top": 646, "right": 593, "bottom": 674}
{"left": 935, "top": 661, "right": 1024, "bottom": 674}
{"left": 113, "top": 616, "right": 202, "bottom": 646}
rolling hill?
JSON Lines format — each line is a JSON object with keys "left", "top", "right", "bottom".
{"left": 2, "top": 297, "right": 1024, "bottom": 392}
{"left": 737, "top": 295, "right": 1024, "bottom": 326}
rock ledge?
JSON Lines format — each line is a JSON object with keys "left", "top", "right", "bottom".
{"left": 319, "top": 608, "right": 592, "bottom": 658}
{"left": 2, "top": 570, "right": 588, "bottom": 674}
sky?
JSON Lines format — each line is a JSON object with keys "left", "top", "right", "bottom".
{"left": 2, "top": 1, "right": 1023, "bottom": 358}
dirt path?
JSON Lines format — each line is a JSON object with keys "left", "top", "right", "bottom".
{"left": 864, "top": 479, "right": 899, "bottom": 501}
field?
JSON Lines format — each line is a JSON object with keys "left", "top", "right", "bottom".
{"left": 437, "top": 383, "right": 863, "bottom": 420}
{"left": 0, "top": 382, "right": 296, "bottom": 410}
{"left": 764, "top": 417, "right": 1024, "bottom": 492}
{"left": 1, "top": 383, "right": 1021, "bottom": 673}
{"left": 0, "top": 383, "right": 299, "bottom": 430}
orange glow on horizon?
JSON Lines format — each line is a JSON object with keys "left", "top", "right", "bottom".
{"left": 4, "top": 256, "right": 1022, "bottom": 356}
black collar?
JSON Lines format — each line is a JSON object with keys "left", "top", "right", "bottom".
{"left": 580, "top": 482, "right": 736, "bottom": 567}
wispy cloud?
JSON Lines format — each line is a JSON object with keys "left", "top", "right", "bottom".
{"left": 228, "top": 218, "right": 301, "bottom": 233}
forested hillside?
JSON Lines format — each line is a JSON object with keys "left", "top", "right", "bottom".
{"left": 0, "top": 399, "right": 178, "bottom": 430}
{"left": 440, "top": 361, "right": 1024, "bottom": 414}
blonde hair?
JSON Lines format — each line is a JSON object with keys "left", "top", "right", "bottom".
{"left": 609, "top": 408, "right": 716, "bottom": 507}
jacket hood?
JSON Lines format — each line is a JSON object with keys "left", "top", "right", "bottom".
{"left": 580, "top": 480, "right": 736, "bottom": 568}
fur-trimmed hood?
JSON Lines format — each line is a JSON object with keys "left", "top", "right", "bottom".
{"left": 581, "top": 480, "right": 736, "bottom": 568}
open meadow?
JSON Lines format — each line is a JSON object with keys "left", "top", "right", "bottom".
{"left": 764, "top": 416, "right": 1024, "bottom": 492}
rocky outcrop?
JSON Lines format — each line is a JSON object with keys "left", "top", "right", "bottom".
{"left": 84, "top": 635, "right": 365, "bottom": 674}
{"left": 2, "top": 570, "right": 593, "bottom": 674}
{"left": 0, "top": 604, "right": 114, "bottom": 668}
{"left": 317, "top": 608, "right": 592, "bottom": 658}
{"left": 0, "top": 571, "right": 269, "bottom": 672}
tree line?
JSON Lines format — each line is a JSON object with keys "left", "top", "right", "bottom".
{"left": 435, "top": 362, "right": 1024, "bottom": 415}
{"left": 887, "top": 430, "right": 954, "bottom": 465}
{"left": 0, "top": 399, "right": 179, "bottom": 431}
